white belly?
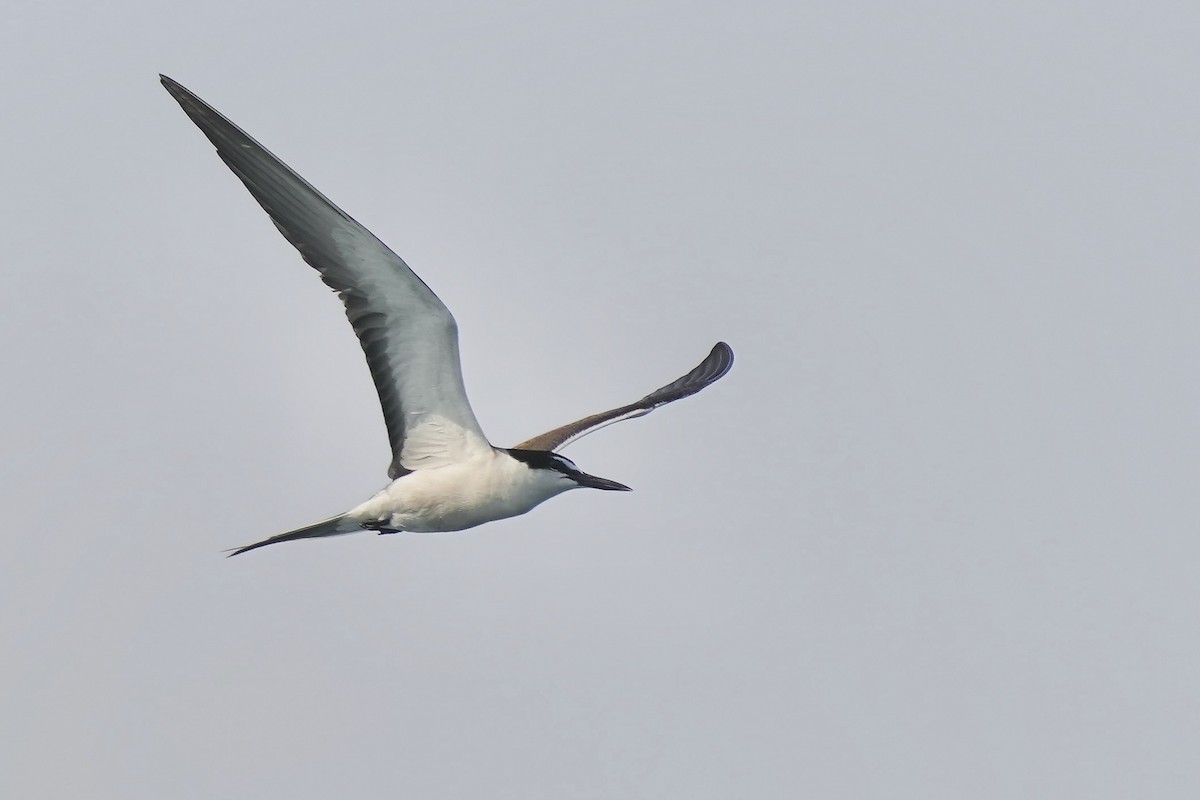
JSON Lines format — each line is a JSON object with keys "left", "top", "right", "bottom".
{"left": 346, "top": 450, "right": 573, "bottom": 533}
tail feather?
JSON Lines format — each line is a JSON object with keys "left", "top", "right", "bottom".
{"left": 226, "top": 514, "right": 361, "bottom": 557}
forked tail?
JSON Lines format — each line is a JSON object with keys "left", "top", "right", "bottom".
{"left": 226, "top": 514, "right": 361, "bottom": 557}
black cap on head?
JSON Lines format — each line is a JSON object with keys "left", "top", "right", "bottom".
{"left": 506, "top": 449, "right": 631, "bottom": 491}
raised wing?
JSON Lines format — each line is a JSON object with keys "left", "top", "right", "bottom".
{"left": 514, "top": 342, "right": 733, "bottom": 452}
{"left": 161, "top": 76, "right": 489, "bottom": 478}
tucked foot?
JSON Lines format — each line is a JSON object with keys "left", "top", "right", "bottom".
{"left": 361, "top": 521, "right": 403, "bottom": 535}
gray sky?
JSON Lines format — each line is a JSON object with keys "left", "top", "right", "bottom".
{"left": 2, "top": 1, "right": 1198, "bottom": 797}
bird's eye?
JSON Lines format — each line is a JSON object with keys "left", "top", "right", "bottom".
{"left": 554, "top": 455, "right": 579, "bottom": 472}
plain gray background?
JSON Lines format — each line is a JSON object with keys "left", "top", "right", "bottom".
{"left": 2, "top": 1, "right": 1197, "bottom": 797}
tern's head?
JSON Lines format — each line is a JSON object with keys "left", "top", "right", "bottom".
{"left": 505, "top": 449, "right": 632, "bottom": 492}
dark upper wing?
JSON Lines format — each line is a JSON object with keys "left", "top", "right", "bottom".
{"left": 161, "top": 76, "right": 489, "bottom": 478}
{"left": 514, "top": 342, "right": 734, "bottom": 452}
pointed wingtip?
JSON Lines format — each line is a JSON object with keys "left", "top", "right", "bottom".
{"left": 159, "top": 75, "right": 202, "bottom": 109}
{"left": 712, "top": 341, "right": 734, "bottom": 369}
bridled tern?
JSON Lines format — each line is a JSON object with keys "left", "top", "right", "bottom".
{"left": 160, "top": 75, "right": 734, "bottom": 556}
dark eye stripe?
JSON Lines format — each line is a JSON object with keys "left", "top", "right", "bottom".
{"left": 505, "top": 448, "right": 581, "bottom": 475}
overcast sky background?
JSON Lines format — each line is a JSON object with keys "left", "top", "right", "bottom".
{"left": 2, "top": 1, "right": 1198, "bottom": 797}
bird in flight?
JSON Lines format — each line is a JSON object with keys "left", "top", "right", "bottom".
{"left": 160, "top": 75, "right": 734, "bottom": 556}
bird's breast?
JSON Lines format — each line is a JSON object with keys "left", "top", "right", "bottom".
{"left": 349, "top": 451, "right": 571, "bottom": 533}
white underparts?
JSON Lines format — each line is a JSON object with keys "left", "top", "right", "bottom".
{"left": 347, "top": 448, "right": 577, "bottom": 533}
